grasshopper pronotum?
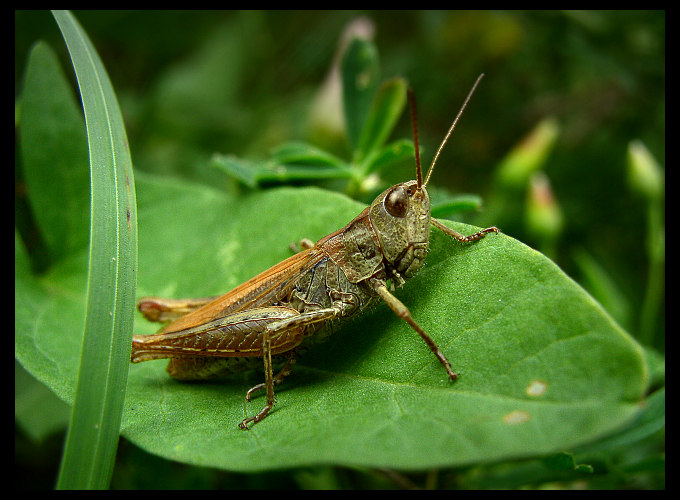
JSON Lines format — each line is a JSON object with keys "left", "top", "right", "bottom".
{"left": 131, "top": 74, "right": 498, "bottom": 429}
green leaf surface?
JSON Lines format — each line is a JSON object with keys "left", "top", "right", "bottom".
{"left": 574, "top": 386, "right": 664, "bottom": 454}
{"left": 15, "top": 360, "right": 71, "bottom": 443}
{"left": 16, "top": 171, "right": 647, "bottom": 472}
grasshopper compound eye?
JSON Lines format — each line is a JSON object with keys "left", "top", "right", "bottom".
{"left": 384, "top": 185, "right": 409, "bottom": 218}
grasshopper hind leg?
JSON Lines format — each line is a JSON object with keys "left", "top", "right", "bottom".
{"left": 239, "top": 330, "right": 273, "bottom": 429}
{"left": 239, "top": 351, "right": 297, "bottom": 430}
{"left": 244, "top": 351, "right": 297, "bottom": 402}
{"left": 238, "top": 290, "right": 357, "bottom": 429}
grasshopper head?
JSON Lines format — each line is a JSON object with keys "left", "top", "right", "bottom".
{"left": 369, "top": 180, "right": 431, "bottom": 280}
{"left": 368, "top": 76, "right": 484, "bottom": 283}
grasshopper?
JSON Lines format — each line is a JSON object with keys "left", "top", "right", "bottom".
{"left": 131, "top": 74, "right": 498, "bottom": 429}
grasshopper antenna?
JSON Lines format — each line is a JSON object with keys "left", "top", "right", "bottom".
{"left": 408, "top": 88, "right": 423, "bottom": 189}
{"left": 423, "top": 73, "right": 485, "bottom": 188}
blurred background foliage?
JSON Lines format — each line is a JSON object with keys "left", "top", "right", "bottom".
{"left": 16, "top": 10, "right": 663, "bottom": 489}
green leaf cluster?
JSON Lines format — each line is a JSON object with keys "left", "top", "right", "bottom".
{"left": 212, "top": 39, "right": 413, "bottom": 200}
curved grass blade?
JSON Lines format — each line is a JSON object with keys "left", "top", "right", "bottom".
{"left": 52, "top": 10, "right": 137, "bottom": 489}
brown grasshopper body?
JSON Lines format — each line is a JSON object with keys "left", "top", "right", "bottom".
{"left": 131, "top": 75, "right": 498, "bottom": 429}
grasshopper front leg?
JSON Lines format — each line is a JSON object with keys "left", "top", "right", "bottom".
{"left": 370, "top": 277, "right": 458, "bottom": 380}
{"left": 431, "top": 218, "right": 499, "bottom": 243}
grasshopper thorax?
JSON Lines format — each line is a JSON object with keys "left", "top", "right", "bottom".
{"left": 368, "top": 179, "right": 431, "bottom": 281}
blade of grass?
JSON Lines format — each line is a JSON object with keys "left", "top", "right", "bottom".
{"left": 52, "top": 10, "right": 137, "bottom": 490}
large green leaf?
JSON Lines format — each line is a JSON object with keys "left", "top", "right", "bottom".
{"left": 16, "top": 171, "right": 647, "bottom": 472}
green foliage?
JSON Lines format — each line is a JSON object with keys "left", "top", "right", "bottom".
{"left": 211, "top": 37, "right": 477, "bottom": 215}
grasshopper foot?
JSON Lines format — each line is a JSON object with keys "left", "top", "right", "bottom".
{"left": 245, "top": 383, "right": 266, "bottom": 402}
{"left": 239, "top": 403, "right": 274, "bottom": 430}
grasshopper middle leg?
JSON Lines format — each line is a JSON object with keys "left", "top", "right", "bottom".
{"left": 371, "top": 277, "right": 458, "bottom": 380}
